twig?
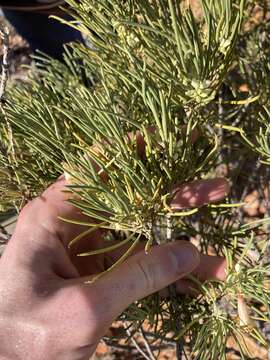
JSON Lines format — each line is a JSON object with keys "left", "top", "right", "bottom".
{"left": 136, "top": 331, "right": 176, "bottom": 347}
{"left": 217, "top": 85, "right": 225, "bottom": 164}
{"left": 169, "top": 284, "right": 184, "bottom": 360}
{"left": 166, "top": 216, "right": 184, "bottom": 360}
{"left": 124, "top": 323, "right": 154, "bottom": 360}
{"left": 139, "top": 328, "right": 156, "bottom": 360}
{"left": 0, "top": 26, "right": 9, "bottom": 102}
{"left": 0, "top": 25, "right": 16, "bottom": 162}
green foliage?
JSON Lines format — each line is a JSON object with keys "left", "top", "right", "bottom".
{"left": 0, "top": 0, "right": 270, "bottom": 358}
{"left": 0, "top": 121, "right": 55, "bottom": 211}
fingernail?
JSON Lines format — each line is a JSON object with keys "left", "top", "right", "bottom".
{"left": 169, "top": 242, "right": 200, "bottom": 274}
{"left": 208, "top": 179, "right": 230, "bottom": 202}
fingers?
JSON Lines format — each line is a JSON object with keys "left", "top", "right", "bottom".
{"left": 135, "top": 126, "right": 199, "bottom": 158}
{"left": 15, "top": 174, "right": 228, "bottom": 282}
{"left": 4, "top": 176, "right": 104, "bottom": 279}
{"left": 108, "top": 244, "right": 226, "bottom": 282}
{"left": 106, "top": 242, "right": 226, "bottom": 295}
{"left": 171, "top": 178, "right": 229, "bottom": 209}
{"left": 175, "top": 279, "right": 200, "bottom": 296}
{"left": 17, "top": 175, "right": 228, "bottom": 253}
{"left": 15, "top": 177, "right": 103, "bottom": 252}
{"left": 79, "top": 241, "right": 200, "bottom": 319}
{"left": 175, "top": 254, "right": 226, "bottom": 295}
{"left": 104, "top": 240, "right": 226, "bottom": 298}
{"left": 193, "top": 254, "right": 226, "bottom": 281}
{"left": 72, "top": 174, "right": 229, "bottom": 276}
{"left": 91, "top": 125, "right": 198, "bottom": 168}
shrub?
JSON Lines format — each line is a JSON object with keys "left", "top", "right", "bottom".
{"left": 0, "top": 1, "right": 269, "bottom": 358}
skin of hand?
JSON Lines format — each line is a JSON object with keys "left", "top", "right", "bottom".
{"left": 0, "top": 176, "right": 228, "bottom": 360}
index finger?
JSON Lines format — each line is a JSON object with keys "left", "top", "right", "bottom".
{"left": 15, "top": 176, "right": 98, "bottom": 250}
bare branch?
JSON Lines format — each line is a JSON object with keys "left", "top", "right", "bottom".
{"left": 0, "top": 25, "right": 9, "bottom": 102}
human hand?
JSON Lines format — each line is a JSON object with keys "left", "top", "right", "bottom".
{"left": 0, "top": 176, "right": 228, "bottom": 360}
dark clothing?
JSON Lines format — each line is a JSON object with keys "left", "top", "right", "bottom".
{"left": 0, "top": 1, "right": 64, "bottom": 11}
{"left": 2, "top": 8, "right": 83, "bottom": 61}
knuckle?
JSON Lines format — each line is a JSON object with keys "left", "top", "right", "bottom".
{"left": 18, "top": 198, "right": 41, "bottom": 224}
{"left": 133, "top": 258, "right": 156, "bottom": 292}
{"left": 19, "top": 199, "right": 35, "bottom": 217}
{"left": 64, "top": 285, "right": 108, "bottom": 323}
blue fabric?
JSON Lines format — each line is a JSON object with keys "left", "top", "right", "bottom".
{"left": 3, "top": 10, "right": 83, "bottom": 60}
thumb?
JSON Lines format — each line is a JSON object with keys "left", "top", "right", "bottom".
{"left": 92, "top": 241, "right": 200, "bottom": 320}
